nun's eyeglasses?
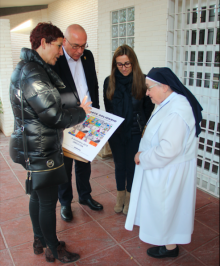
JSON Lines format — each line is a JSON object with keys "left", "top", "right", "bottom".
{"left": 116, "top": 62, "right": 131, "bottom": 68}
{"left": 147, "top": 83, "right": 160, "bottom": 90}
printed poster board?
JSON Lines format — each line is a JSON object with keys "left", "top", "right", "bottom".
{"left": 63, "top": 107, "right": 124, "bottom": 162}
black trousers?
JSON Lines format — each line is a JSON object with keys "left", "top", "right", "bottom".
{"left": 58, "top": 156, "right": 92, "bottom": 206}
{"left": 29, "top": 185, "right": 59, "bottom": 252}
{"left": 108, "top": 133, "right": 141, "bottom": 192}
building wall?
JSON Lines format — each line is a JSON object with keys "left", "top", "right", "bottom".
{"left": 0, "top": 0, "right": 98, "bottom": 136}
{"left": 98, "top": 0, "right": 169, "bottom": 110}
{"left": 47, "top": 0, "right": 98, "bottom": 73}
{"left": 10, "top": 33, "right": 31, "bottom": 69}
{"left": 2, "top": 0, "right": 98, "bottom": 69}
{"left": 2, "top": 9, "right": 48, "bottom": 34}
{"left": 0, "top": 19, "right": 14, "bottom": 136}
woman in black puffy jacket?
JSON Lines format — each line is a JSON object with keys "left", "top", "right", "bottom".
{"left": 103, "top": 45, "right": 154, "bottom": 215}
{"left": 9, "top": 23, "right": 90, "bottom": 264}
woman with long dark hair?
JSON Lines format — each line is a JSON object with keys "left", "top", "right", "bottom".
{"left": 9, "top": 22, "right": 91, "bottom": 263}
{"left": 103, "top": 45, "right": 154, "bottom": 215}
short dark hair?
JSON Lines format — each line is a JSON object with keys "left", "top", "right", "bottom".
{"left": 30, "top": 22, "right": 64, "bottom": 50}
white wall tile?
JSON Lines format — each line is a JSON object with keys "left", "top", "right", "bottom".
{"left": 98, "top": 0, "right": 169, "bottom": 110}
{"left": 0, "top": 19, "right": 14, "bottom": 136}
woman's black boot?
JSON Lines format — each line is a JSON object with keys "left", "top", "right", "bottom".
{"left": 47, "top": 243, "right": 80, "bottom": 263}
{"left": 33, "top": 237, "right": 46, "bottom": 255}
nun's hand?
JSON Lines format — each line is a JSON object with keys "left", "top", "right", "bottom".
{"left": 80, "top": 96, "right": 92, "bottom": 114}
{"left": 134, "top": 152, "right": 142, "bottom": 165}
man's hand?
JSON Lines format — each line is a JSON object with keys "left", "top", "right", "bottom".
{"left": 80, "top": 96, "right": 92, "bottom": 114}
{"left": 134, "top": 151, "right": 142, "bottom": 165}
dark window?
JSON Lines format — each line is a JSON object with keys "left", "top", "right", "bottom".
{"left": 209, "top": 5, "right": 215, "bottom": 22}
{"left": 215, "top": 142, "right": 219, "bottom": 156}
{"left": 209, "top": 121, "right": 215, "bottom": 130}
{"left": 206, "top": 51, "right": 212, "bottom": 66}
{"left": 201, "top": 6, "right": 206, "bottom": 22}
{"left": 204, "top": 161, "right": 210, "bottom": 170}
{"left": 184, "top": 71, "right": 187, "bottom": 85}
{"left": 217, "top": 28, "right": 220, "bottom": 44}
{"left": 187, "top": 9, "right": 190, "bottom": 24}
{"left": 218, "top": 4, "right": 220, "bottom": 21}
{"left": 199, "top": 137, "right": 205, "bottom": 150}
{"left": 186, "top": 30, "right": 189, "bottom": 45}
{"left": 205, "top": 73, "right": 210, "bottom": 88}
{"left": 199, "top": 29, "right": 205, "bottom": 44}
{"left": 208, "top": 29, "right": 214, "bottom": 44}
{"left": 212, "top": 164, "right": 218, "bottom": 174}
{"left": 185, "top": 51, "right": 188, "bottom": 65}
{"left": 190, "top": 51, "right": 195, "bottom": 65}
{"left": 209, "top": 4, "right": 220, "bottom": 22}
{"left": 196, "top": 72, "right": 202, "bottom": 87}
{"left": 193, "top": 8, "right": 197, "bottom": 23}
{"left": 214, "top": 52, "right": 220, "bottom": 67}
{"left": 199, "top": 144, "right": 204, "bottom": 150}
{"left": 213, "top": 74, "right": 219, "bottom": 89}
{"left": 192, "top": 30, "right": 197, "bottom": 45}
{"left": 208, "top": 121, "right": 215, "bottom": 135}
{"left": 198, "top": 51, "right": 204, "bottom": 66}
{"left": 197, "top": 158, "right": 202, "bottom": 167}
{"left": 206, "top": 147, "right": 212, "bottom": 153}
{"left": 189, "top": 72, "right": 194, "bottom": 86}
{"left": 201, "top": 119, "right": 207, "bottom": 129}
{"left": 206, "top": 139, "right": 213, "bottom": 153}
{"left": 207, "top": 139, "right": 213, "bottom": 145}
{"left": 200, "top": 137, "right": 205, "bottom": 143}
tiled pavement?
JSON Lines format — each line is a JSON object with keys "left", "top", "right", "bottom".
{"left": 0, "top": 132, "right": 219, "bottom": 266}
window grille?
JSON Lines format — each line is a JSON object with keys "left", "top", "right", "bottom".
{"left": 167, "top": 0, "right": 219, "bottom": 197}
{"left": 111, "top": 7, "right": 135, "bottom": 56}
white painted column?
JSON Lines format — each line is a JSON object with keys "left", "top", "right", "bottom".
{"left": 0, "top": 19, "right": 14, "bottom": 136}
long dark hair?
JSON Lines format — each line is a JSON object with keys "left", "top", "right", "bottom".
{"left": 107, "top": 44, "right": 146, "bottom": 100}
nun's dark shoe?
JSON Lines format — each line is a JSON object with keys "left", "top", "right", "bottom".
{"left": 147, "top": 245, "right": 179, "bottom": 258}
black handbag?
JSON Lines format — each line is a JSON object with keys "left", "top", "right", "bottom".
{"left": 20, "top": 78, "right": 68, "bottom": 194}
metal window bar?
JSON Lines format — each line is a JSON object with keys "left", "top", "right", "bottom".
{"left": 167, "top": 0, "right": 219, "bottom": 197}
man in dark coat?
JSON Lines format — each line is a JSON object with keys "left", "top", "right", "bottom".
{"left": 51, "top": 24, "right": 103, "bottom": 222}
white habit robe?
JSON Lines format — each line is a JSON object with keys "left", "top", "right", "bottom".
{"left": 125, "top": 92, "right": 197, "bottom": 245}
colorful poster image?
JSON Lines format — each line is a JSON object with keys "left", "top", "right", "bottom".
{"left": 68, "top": 115, "right": 112, "bottom": 147}
{"left": 63, "top": 108, "right": 124, "bottom": 162}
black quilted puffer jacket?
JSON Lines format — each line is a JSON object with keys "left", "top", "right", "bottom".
{"left": 9, "top": 48, "right": 86, "bottom": 168}
{"left": 103, "top": 76, "right": 155, "bottom": 135}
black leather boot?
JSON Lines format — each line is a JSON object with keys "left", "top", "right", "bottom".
{"left": 45, "top": 241, "right": 66, "bottom": 262}
{"left": 60, "top": 206, "right": 73, "bottom": 222}
{"left": 33, "top": 237, "right": 46, "bottom": 255}
{"left": 46, "top": 243, "right": 80, "bottom": 263}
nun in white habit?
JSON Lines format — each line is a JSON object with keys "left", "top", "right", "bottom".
{"left": 125, "top": 67, "right": 203, "bottom": 259}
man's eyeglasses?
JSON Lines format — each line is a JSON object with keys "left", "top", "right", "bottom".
{"left": 116, "top": 62, "right": 131, "bottom": 68}
{"left": 65, "top": 38, "right": 88, "bottom": 50}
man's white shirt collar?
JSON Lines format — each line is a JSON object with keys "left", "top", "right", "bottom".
{"left": 63, "top": 47, "right": 80, "bottom": 62}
